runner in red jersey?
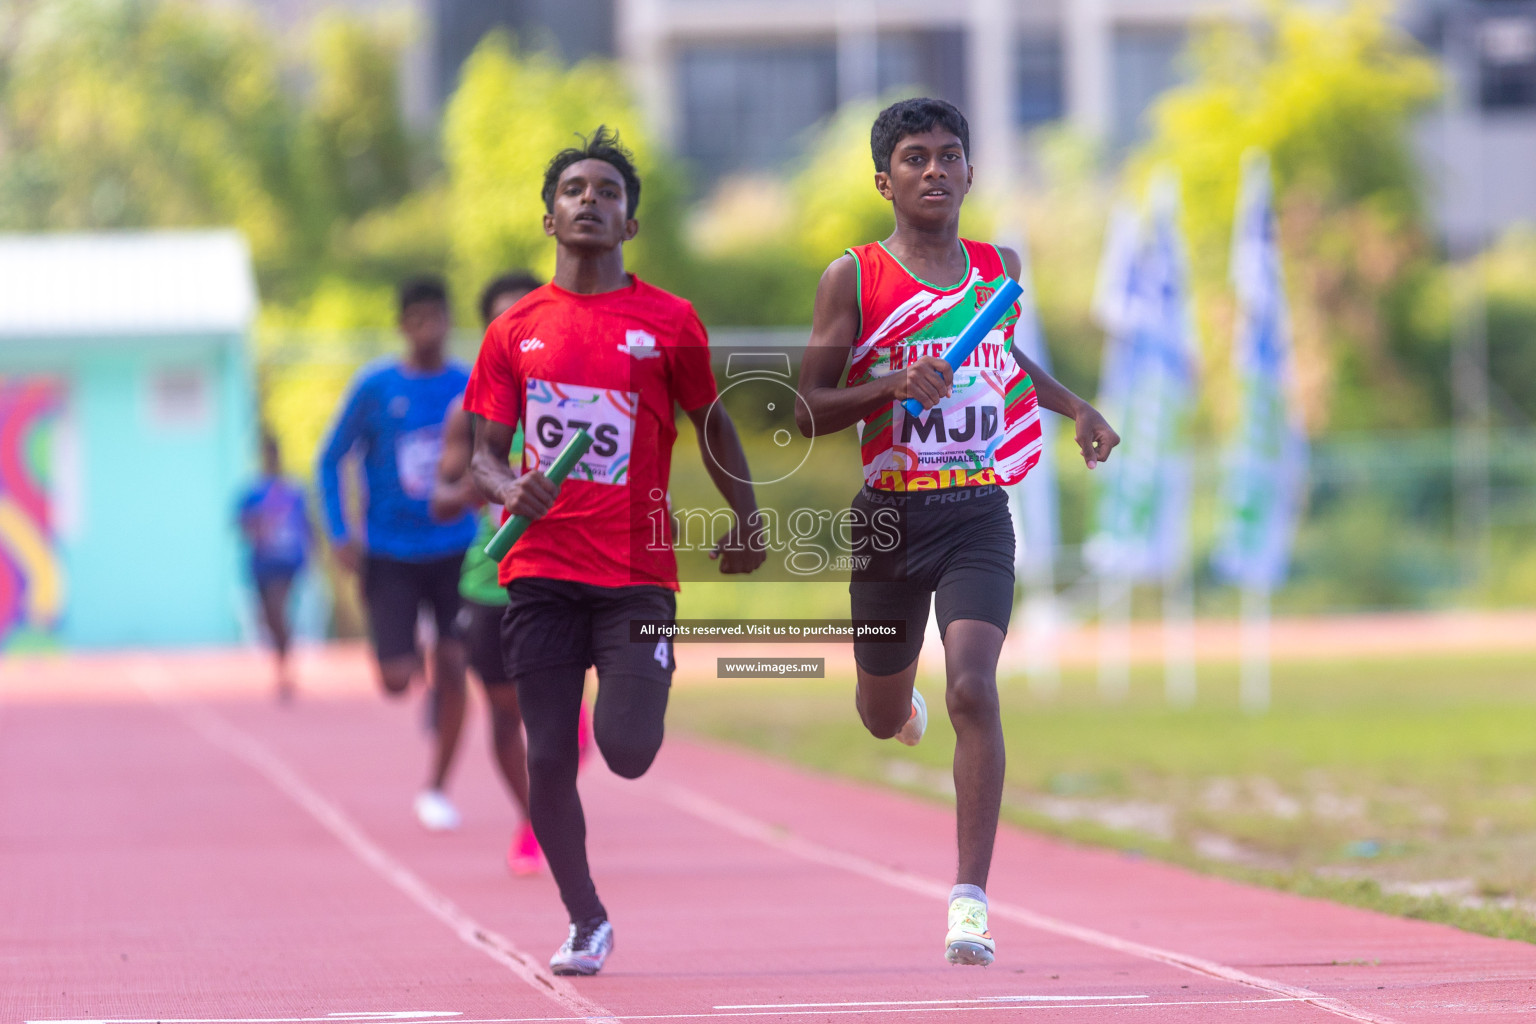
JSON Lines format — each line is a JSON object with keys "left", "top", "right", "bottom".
{"left": 796, "top": 98, "right": 1120, "bottom": 967}
{"left": 466, "top": 127, "right": 765, "bottom": 976}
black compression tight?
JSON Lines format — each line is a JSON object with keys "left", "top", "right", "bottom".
{"left": 514, "top": 663, "right": 670, "bottom": 923}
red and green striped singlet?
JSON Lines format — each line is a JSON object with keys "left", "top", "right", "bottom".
{"left": 845, "top": 239, "right": 1043, "bottom": 491}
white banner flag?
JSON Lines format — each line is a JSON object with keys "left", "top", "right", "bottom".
{"left": 1086, "top": 175, "right": 1199, "bottom": 582}
{"left": 1213, "top": 152, "right": 1308, "bottom": 590}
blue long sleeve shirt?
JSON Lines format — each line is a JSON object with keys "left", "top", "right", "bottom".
{"left": 316, "top": 359, "right": 476, "bottom": 562}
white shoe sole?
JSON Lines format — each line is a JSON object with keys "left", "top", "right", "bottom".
{"left": 550, "top": 923, "right": 613, "bottom": 976}
{"left": 896, "top": 690, "right": 927, "bottom": 747}
{"left": 946, "top": 939, "right": 995, "bottom": 966}
{"left": 414, "top": 793, "right": 461, "bottom": 832}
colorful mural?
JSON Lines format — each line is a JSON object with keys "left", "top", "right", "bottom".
{"left": 0, "top": 378, "right": 66, "bottom": 650}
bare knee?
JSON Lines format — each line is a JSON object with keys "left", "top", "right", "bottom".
{"left": 946, "top": 671, "right": 999, "bottom": 724}
{"left": 378, "top": 658, "right": 416, "bottom": 696}
{"left": 488, "top": 703, "right": 523, "bottom": 749}
{"left": 856, "top": 682, "right": 912, "bottom": 739}
{"left": 433, "top": 641, "right": 466, "bottom": 682}
{"left": 859, "top": 700, "right": 907, "bottom": 739}
{"left": 434, "top": 670, "right": 466, "bottom": 698}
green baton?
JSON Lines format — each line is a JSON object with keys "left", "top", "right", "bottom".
{"left": 484, "top": 428, "right": 594, "bottom": 561}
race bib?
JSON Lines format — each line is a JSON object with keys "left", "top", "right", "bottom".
{"left": 396, "top": 425, "right": 443, "bottom": 500}
{"left": 875, "top": 332, "right": 1013, "bottom": 488}
{"left": 523, "top": 379, "right": 636, "bottom": 485}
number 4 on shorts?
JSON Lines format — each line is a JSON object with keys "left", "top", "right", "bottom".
{"left": 653, "top": 639, "right": 670, "bottom": 670}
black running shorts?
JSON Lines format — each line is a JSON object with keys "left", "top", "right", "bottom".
{"left": 461, "top": 599, "right": 511, "bottom": 687}
{"left": 848, "top": 484, "right": 1015, "bottom": 676}
{"left": 501, "top": 577, "right": 675, "bottom": 682}
{"left": 361, "top": 553, "right": 465, "bottom": 662}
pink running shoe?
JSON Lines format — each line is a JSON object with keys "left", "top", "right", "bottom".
{"left": 576, "top": 701, "right": 593, "bottom": 766}
{"left": 508, "top": 821, "right": 543, "bottom": 876}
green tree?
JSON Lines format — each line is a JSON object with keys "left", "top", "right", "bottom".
{"left": 441, "top": 33, "right": 688, "bottom": 321}
{"left": 274, "top": 9, "right": 432, "bottom": 300}
{"left": 302, "top": 13, "right": 414, "bottom": 223}
{"left": 683, "top": 98, "right": 997, "bottom": 326}
{"left": 1129, "top": 0, "right": 1441, "bottom": 433}
{"left": 0, "top": 0, "right": 300, "bottom": 263}
{"left": 0, "top": 0, "right": 433, "bottom": 304}
{"left": 1009, "top": 127, "right": 1113, "bottom": 400}
{"left": 1401, "top": 227, "right": 1536, "bottom": 428}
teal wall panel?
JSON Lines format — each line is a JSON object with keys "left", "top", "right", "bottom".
{"left": 0, "top": 332, "right": 255, "bottom": 648}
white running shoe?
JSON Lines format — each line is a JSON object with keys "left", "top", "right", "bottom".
{"left": 895, "top": 690, "right": 927, "bottom": 747}
{"left": 550, "top": 918, "right": 614, "bottom": 976}
{"left": 413, "top": 789, "right": 461, "bottom": 832}
{"left": 945, "top": 897, "right": 995, "bottom": 966}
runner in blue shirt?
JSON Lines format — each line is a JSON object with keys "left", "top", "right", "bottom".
{"left": 237, "top": 433, "right": 311, "bottom": 702}
{"left": 317, "top": 276, "right": 478, "bottom": 832}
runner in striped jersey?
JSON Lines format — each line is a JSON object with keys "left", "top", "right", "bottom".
{"left": 796, "top": 97, "right": 1120, "bottom": 967}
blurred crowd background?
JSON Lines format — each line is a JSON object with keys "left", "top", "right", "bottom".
{"left": 2, "top": 0, "right": 1535, "bottom": 645}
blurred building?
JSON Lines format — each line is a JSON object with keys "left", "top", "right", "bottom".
{"left": 205, "top": 0, "right": 616, "bottom": 121}
{"left": 616, "top": 0, "right": 1225, "bottom": 187}
{"left": 430, "top": 0, "right": 615, "bottom": 99}
{"left": 1408, "top": 0, "right": 1536, "bottom": 252}
{"left": 0, "top": 232, "right": 257, "bottom": 650}
{"left": 615, "top": 0, "right": 1536, "bottom": 246}
{"left": 208, "top": 0, "right": 1535, "bottom": 249}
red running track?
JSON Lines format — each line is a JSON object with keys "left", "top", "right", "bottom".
{"left": 2, "top": 650, "right": 1535, "bottom": 1023}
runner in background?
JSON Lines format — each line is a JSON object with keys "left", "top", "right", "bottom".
{"left": 237, "top": 432, "right": 311, "bottom": 702}
{"left": 432, "top": 269, "right": 591, "bottom": 876}
{"left": 316, "top": 277, "right": 478, "bottom": 832}
{"left": 466, "top": 128, "right": 765, "bottom": 975}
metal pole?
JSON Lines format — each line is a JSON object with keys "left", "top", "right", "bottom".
{"left": 1443, "top": 6, "right": 1494, "bottom": 593}
{"left": 1098, "top": 573, "right": 1132, "bottom": 702}
{"left": 1238, "top": 584, "right": 1270, "bottom": 713}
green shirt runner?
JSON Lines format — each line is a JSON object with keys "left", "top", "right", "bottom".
{"left": 459, "top": 423, "right": 523, "bottom": 608}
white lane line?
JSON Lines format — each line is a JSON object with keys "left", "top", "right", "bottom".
{"left": 655, "top": 783, "right": 1402, "bottom": 1024}
{"left": 130, "top": 667, "right": 620, "bottom": 1024}
{"left": 30, "top": 999, "right": 1315, "bottom": 1024}
{"left": 35, "top": 1017, "right": 462, "bottom": 1024}
{"left": 715, "top": 997, "right": 1146, "bottom": 1009}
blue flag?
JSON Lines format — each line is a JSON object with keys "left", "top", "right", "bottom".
{"left": 1086, "top": 175, "right": 1199, "bottom": 582}
{"left": 1213, "top": 152, "right": 1308, "bottom": 590}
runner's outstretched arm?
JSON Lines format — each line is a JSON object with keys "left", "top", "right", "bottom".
{"left": 796, "top": 255, "right": 954, "bottom": 437}
{"left": 316, "top": 379, "right": 367, "bottom": 572}
{"left": 997, "top": 247, "right": 1121, "bottom": 469}
{"left": 683, "top": 404, "right": 766, "bottom": 574}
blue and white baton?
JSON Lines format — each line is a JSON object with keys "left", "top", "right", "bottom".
{"left": 901, "top": 277, "right": 1025, "bottom": 418}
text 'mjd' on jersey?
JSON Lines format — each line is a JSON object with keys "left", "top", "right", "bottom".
{"left": 845, "top": 239, "right": 1043, "bottom": 491}
{"left": 464, "top": 277, "right": 718, "bottom": 589}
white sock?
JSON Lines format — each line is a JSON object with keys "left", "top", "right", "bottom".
{"left": 950, "top": 883, "right": 987, "bottom": 906}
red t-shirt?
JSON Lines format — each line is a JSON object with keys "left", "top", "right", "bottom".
{"left": 464, "top": 276, "right": 718, "bottom": 589}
